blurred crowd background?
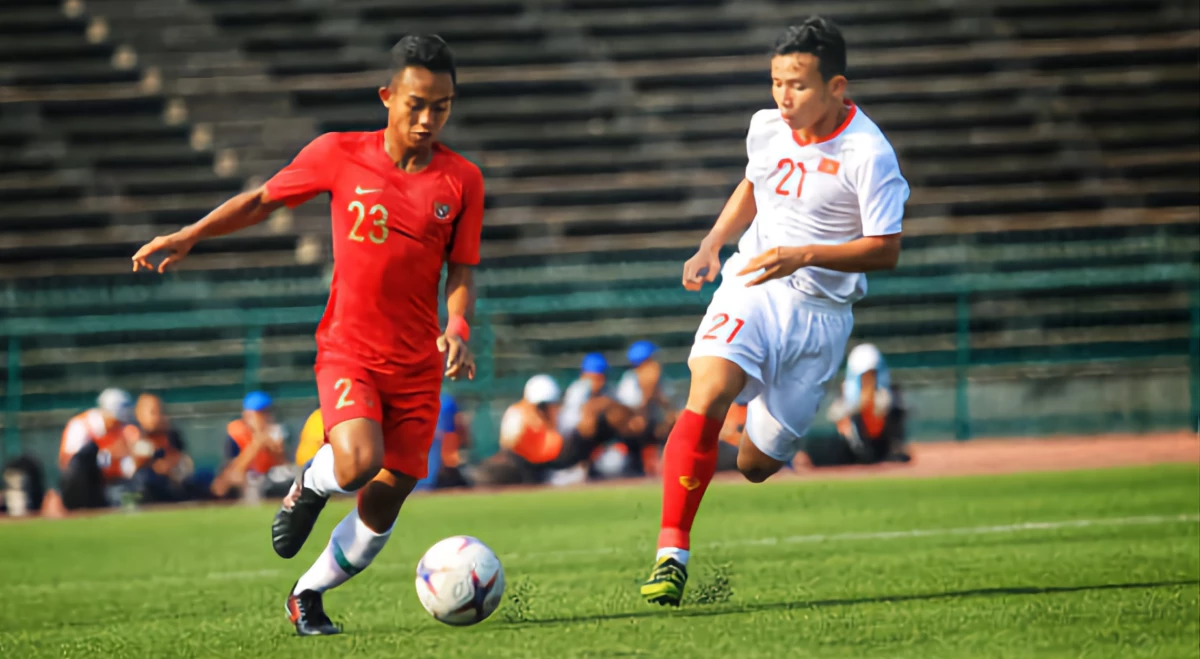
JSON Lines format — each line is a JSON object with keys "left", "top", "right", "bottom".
{"left": 1, "top": 0, "right": 1197, "bottom": 515}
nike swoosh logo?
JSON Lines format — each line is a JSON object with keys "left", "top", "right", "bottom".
{"left": 355, "top": 186, "right": 381, "bottom": 194}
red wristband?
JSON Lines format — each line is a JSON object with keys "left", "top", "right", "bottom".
{"left": 446, "top": 315, "right": 470, "bottom": 342}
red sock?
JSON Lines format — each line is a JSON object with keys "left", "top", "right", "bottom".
{"left": 658, "top": 409, "right": 724, "bottom": 551}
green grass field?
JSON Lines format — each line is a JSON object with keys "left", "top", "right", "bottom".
{"left": 1, "top": 464, "right": 1197, "bottom": 658}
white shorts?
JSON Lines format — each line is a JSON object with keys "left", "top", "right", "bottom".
{"left": 689, "top": 253, "right": 854, "bottom": 462}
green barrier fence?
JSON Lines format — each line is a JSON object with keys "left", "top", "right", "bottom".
{"left": 3, "top": 264, "right": 1198, "bottom": 462}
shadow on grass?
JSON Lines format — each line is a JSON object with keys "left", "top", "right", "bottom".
{"left": 500, "top": 579, "right": 1200, "bottom": 627}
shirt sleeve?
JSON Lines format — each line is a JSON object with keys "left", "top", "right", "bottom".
{"left": 61, "top": 418, "right": 93, "bottom": 457}
{"left": 448, "top": 164, "right": 485, "bottom": 265}
{"left": 855, "top": 146, "right": 909, "bottom": 237}
{"left": 263, "top": 133, "right": 340, "bottom": 209}
{"left": 744, "top": 110, "right": 772, "bottom": 181}
{"left": 499, "top": 406, "right": 525, "bottom": 449}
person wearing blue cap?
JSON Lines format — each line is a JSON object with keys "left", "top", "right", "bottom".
{"left": 211, "top": 391, "right": 291, "bottom": 500}
{"left": 554, "top": 352, "right": 646, "bottom": 480}
{"left": 615, "top": 340, "right": 680, "bottom": 475}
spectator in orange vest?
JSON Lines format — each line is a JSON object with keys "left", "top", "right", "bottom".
{"left": 472, "top": 375, "right": 568, "bottom": 486}
{"left": 211, "top": 391, "right": 291, "bottom": 499}
{"left": 58, "top": 388, "right": 137, "bottom": 510}
{"left": 127, "top": 393, "right": 197, "bottom": 503}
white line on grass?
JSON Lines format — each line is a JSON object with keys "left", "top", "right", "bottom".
{"left": 506, "top": 513, "right": 1200, "bottom": 561}
{"left": 3, "top": 514, "right": 1196, "bottom": 594}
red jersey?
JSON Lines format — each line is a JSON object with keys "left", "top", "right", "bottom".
{"left": 264, "top": 131, "right": 484, "bottom": 390}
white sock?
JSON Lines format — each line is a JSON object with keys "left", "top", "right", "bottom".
{"left": 293, "top": 508, "right": 393, "bottom": 595}
{"left": 302, "top": 444, "right": 351, "bottom": 496}
{"left": 656, "top": 547, "right": 690, "bottom": 565}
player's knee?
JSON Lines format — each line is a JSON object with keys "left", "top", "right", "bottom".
{"left": 334, "top": 443, "right": 383, "bottom": 491}
{"left": 685, "top": 357, "right": 746, "bottom": 418}
{"left": 736, "top": 450, "right": 781, "bottom": 484}
{"left": 738, "top": 464, "right": 775, "bottom": 484}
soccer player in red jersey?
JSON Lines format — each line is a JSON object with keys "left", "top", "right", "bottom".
{"left": 131, "top": 36, "right": 483, "bottom": 635}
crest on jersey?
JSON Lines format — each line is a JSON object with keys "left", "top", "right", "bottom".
{"left": 433, "top": 201, "right": 453, "bottom": 222}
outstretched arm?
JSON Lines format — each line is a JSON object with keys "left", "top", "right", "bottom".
{"left": 133, "top": 133, "right": 337, "bottom": 273}
{"left": 132, "top": 186, "right": 282, "bottom": 272}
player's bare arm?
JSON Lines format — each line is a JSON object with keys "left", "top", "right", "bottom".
{"left": 439, "top": 262, "right": 476, "bottom": 380}
{"left": 131, "top": 185, "right": 285, "bottom": 273}
{"left": 737, "top": 233, "right": 901, "bottom": 286}
{"left": 683, "top": 178, "right": 757, "bottom": 291}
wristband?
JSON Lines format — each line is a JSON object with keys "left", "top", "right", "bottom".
{"left": 446, "top": 315, "right": 470, "bottom": 342}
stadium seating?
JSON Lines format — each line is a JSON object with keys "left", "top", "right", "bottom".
{"left": 1, "top": 0, "right": 1197, "bottom": 458}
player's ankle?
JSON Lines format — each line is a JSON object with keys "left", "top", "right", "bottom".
{"left": 655, "top": 547, "right": 690, "bottom": 565}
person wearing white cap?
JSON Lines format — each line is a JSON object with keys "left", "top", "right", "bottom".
{"left": 57, "top": 388, "right": 138, "bottom": 510}
{"left": 807, "top": 343, "right": 909, "bottom": 467}
{"left": 471, "top": 374, "right": 567, "bottom": 486}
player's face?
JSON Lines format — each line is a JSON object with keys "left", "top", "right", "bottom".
{"left": 380, "top": 66, "right": 455, "bottom": 148}
{"left": 770, "top": 53, "right": 846, "bottom": 131}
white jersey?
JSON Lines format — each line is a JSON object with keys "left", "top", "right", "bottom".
{"left": 740, "top": 103, "right": 909, "bottom": 304}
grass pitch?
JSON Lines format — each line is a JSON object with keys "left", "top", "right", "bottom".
{"left": 1, "top": 464, "right": 1197, "bottom": 658}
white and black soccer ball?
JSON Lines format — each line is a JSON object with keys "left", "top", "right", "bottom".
{"left": 415, "top": 535, "right": 506, "bottom": 626}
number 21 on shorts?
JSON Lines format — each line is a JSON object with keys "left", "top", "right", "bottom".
{"left": 701, "top": 312, "right": 746, "bottom": 344}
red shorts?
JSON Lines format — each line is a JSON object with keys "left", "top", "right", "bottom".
{"left": 315, "top": 359, "right": 441, "bottom": 479}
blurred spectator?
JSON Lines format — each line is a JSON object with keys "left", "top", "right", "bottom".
{"left": 58, "top": 388, "right": 137, "bottom": 510}
{"left": 558, "top": 353, "right": 644, "bottom": 478}
{"left": 806, "top": 344, "right": 910, "bottom": 467}
{"left": 615, "top": 340, "right": 680, "bottom": 474}
{"left": 211, "top": 392, "right": 294, "bottom": 500}
{"left": 715, "top": 403, "right": 748, "bottom": 472}
{"left": 127, "top": 393, "right": 197, "bottom": 503}
{"left": 296, "top": 408, "right": 324, "bottom": 466}
{"left": 472, "top": 375, "right": 566, "bottom": 486}
{"left": 2, "top": 454, "right": 47, "bottom": 517}
{"left": 418, "top": 394, "right": 471, "bottom": 490}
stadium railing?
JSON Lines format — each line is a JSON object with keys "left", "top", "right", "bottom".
{"left": 2, "top": 263, "right": 1196, "bottom": 464}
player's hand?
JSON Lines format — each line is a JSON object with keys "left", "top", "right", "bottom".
{"left": 737, "top": 246, "right": 809, "bottom": 287}
{"left": 132, "top": 230, "right": 197, "bottom": 273}
{"left": 682, "top": 244, "right": 721, "bottom": 291}
{"left": 437, "top": 333, "right": 476, "bottom": 381}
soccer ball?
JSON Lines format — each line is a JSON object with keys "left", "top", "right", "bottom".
{"left": 415, "top": 535, "right": 506, "bottom": 626}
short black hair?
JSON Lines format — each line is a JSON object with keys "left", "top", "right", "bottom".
{"left": 389, "top": 35, "right": 457, "bottom": 86}
{"left": 773, "top": 17, "right": 847, "bottom": 81}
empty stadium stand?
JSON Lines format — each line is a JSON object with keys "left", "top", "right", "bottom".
{"left": 2, "top": 0, "right": 1198, "bottom": 463}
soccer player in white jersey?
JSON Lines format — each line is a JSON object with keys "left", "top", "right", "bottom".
{"left": 641, "top": 17, "right": 909, "bottom": 606}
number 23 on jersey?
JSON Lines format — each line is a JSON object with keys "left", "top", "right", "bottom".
{"left": 347, "top": 200, "right": 388, "bottom": 245}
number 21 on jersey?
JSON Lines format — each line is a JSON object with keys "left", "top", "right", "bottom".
{"left": 774, "top": 158, "right": 807, "bottom": 198}
{"left": 701, "top": 312, "right": 746, "bottom": 344}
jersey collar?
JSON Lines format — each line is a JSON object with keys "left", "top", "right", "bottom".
{"left": 791, "top": 101, "right": 857, "bottom": 147}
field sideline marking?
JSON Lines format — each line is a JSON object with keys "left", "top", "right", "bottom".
{"left": 3, "top": 514, "right": 1196, "bottom": 594}
{"left": 507, "top": 513, "right": 1200, "bottom": 560}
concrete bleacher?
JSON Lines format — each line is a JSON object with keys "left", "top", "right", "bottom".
{"left": 1, "top": 0, "right": 1197, "bottom": 449}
